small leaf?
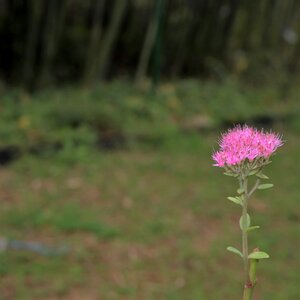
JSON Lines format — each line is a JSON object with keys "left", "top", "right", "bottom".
{"left": 239, "top": 214, "right": 251, "bottom": 230}
{"left": 227, "top": 196, "right": 242, "bottom": 206}
{"left": 248, "top": 251, "right": 270, "bottom": 259}
{"left": 256, "top": 173, "right": 269, "bottom": 179}
{"left": 237, "top": 188, "right": 244, "bottom": 194}
{"left": 258, "top": 183, "right": 274, "bottom": 190}
{"left": 227, "top": 246, "right": 243, "bottom": 258}
{"left": 224, "top": 172, "right": 237, "bottom": 177}
{"left": 248, "top": 169, "right": 259, "bottom": 176}
{"left": 247, "top": 226, "right": 260, "bottom": 232}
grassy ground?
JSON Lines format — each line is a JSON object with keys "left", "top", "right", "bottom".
{"left": 0, "top": 80, "right": 299, "bottom": 299}
{"left": 0, "top": 126, "right": 299, "bottom": 299}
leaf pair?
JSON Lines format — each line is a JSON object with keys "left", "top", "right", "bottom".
{"left": 239, "top": 215, "right": 260, "bottom": 232}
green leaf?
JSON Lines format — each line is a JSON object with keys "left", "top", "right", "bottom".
{"left": 256, "top": 173, "right": 269, "bottom": 179}
{"left": 248, "top": 251, "right": 270, "bottom": 259}
{"left": 248, "top": 169, "right": 259, "bottom": 176}
{"left": 239, "top": 214, "right": 251, "bottom": 230}
{"left": 237, "top": 188, "right": 244, "bottom": 194}
{"left": 227, "top": 246, "right": 243, "bottom": 258}
{"left": 224, "top": 172, "right": 238, "bottom": 177}
{"left": 247, "top": 226, "right": 260, "bottom": 232}
{"left": 257, "top": 183, "right": 274, "bottom": 190}
{"left": 227, "top": 196, "right": 242, "bottom": 206}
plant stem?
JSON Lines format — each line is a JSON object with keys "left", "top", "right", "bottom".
{"left": 241, "top": 175, "right": 256, "bottom": 300}
{"left": 241, "top": 176, "right": 249, "bottom": 283}
{"left": 248, "top": 179, "right": 260, "bottom": 197}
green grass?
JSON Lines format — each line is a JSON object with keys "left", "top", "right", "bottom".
{"left": 1, "top": 203, "right": 119, "bottom": 239}
{"left": 0, "top": 79, "right": 299, "bottom": 157}
{"left": 0, "top": 81, "right": 299, "bottom": 299}
{"left": 0, "top": 128, "right": 299, "bottom": 299}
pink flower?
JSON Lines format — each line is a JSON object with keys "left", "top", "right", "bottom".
{"left": 212, "top": 125, "right": 283, "bottom": 167}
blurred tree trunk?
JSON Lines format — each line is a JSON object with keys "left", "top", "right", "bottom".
{"left": 205, "top": 0, "right": 226, "bottom": 56}
{"left": 218, "top": 0, "right": 240, "bottom": 59}
{"left": 253, "top": 0, "right": 274, "bottom": 50}
{"left": 83, "top": 0, "right": 105, "bottom": 86}
{"left": 39, "top": 0, "right": 69, "bottom": 87}
{"left": 1, "top": 0, "right": 300, "bottom": 86}
{"left": 240, "top": 0, "right": 257, "bottom": 50}
{"left": 97, "top": 0, "right": 127, "bottom": 80}
{"left": 23, "top": 0, "right": 43, "bottom": 89}
{"left": 55, "top": 0, "right": 70, "bottom": 46}
{"left": 261, "top": 0, "right": 275, "bottom": 48}
{"left": 171, "top": 2, "right": 208, "bottom": 77}
{"left": 134, "top": 2, "right": 157, "bottom": 84}
{"left": 39, "top": 0, "right": 58, "bottom": 87}
{"left": 151, "top": 0, "right": 166, "bottom": 89}
{"left": 280, "top": 1, "right": 300, "bottom": 99}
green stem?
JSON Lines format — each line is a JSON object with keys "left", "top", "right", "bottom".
{"left": 243, "top": 258, "right": 258, "bottom": 300}
{"left": 241, "top": 175, "right": 256, "bottom": 300}
{"left": 241, "top": 176, "right": 249, "bottom": 285}
{"left": 243, "top": 285, "right": 253, "bottom": 300}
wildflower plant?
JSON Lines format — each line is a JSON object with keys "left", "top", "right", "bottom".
{"left": 212, "top": 125, "right": 283, "bottom": 300}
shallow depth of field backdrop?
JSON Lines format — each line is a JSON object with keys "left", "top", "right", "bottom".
{"left": 0, "top": 1, "right": 299, "bottom": 299}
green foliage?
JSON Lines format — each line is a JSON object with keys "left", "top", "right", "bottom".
{"left": 0, "top": 80, "right": 299, "bottom": 166}
{"left": 257, "top": 184, "right": 274, "bottom": 190}
{"left": 227, "top": 196, "right": 243, "bottom": 206}
{"left": 247, "top": 226, "right": 260, "bottom": 232}
{"left": 248, "top": 251, "right": 270, "bottom": 260}
{"left": 256, "top": 172, "right": 269, "bottom": 179}
{"left": 224, "top": 172, "right": 238, "bottom": 177}
{"left": 227, "top": 246, "right": 243, "bottom": 258}
{"left": 239, "top": 214, "right": 251, "bottom": 230}
{"left": 237, "top": 188, "right": 244, "bottom": 194}
{"left": 248, "top": 169, "right": 259, "bottom": 176}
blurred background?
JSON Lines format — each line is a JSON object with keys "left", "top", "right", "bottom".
{"left": 0, "top": 0, "right": 299, "bottom": 299}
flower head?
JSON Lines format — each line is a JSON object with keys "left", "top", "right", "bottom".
{"left": 212, "top": 125, "right": 283, "bottom": 168}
